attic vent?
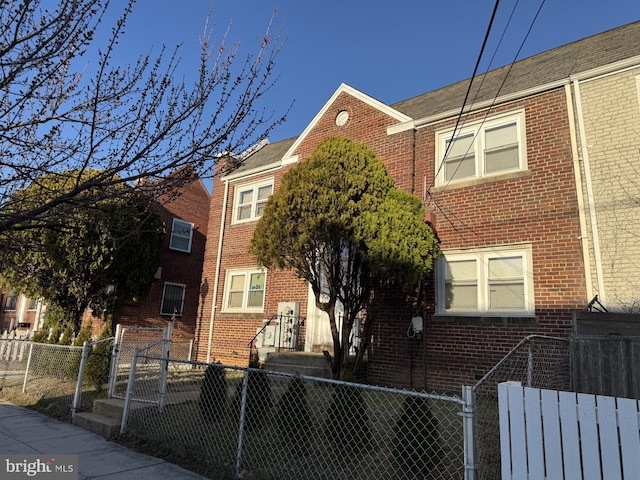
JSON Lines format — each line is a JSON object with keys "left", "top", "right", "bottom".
{"left": 336, "top": 110, "right": 349, "bottom": 127}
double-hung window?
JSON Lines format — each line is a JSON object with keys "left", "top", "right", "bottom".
{"left": 437, "top": 245, "right": 534, "bottom": 316}
{"left": 169, "top": 218, "right": 194, "bottom": 253}
{"left": 437, "top": 110, "right": 526, "bottom": 185}
{"left": 27, "top": 298, "right": 38, "bottom": 310}
{"left": 161, "top": 282, "right": 186, "bottom": 316}
{"left": 233, "top": 179, "right": 273, "bottom": 224}
{"left": 223, "top": 269, "right": 266, "bottom": 312}
{"left": 4, "top": 293, "right": 18, "bottom": 311}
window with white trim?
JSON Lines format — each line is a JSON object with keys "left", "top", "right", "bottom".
{"left": 232, "top": 179, "right": 273, "bottom": 224}
{"left": 161, "top": 282, "right": 186, "bottom": 316}
{"left": 223, "top": 268, "right": 266, "bottom": 312}
{"left": 27, "top": 297, "right": 38, "bottom": 310}
{"left": 169, "top": 218, "right": 194, "bottom": 253}
{"left": 436, "top": 245, "right": 534, "bottom": 316}
{"left": 436, "top": 110, "right": 527, "bottom": 185}
{"left": 4, "top": 294, "right": 18, "bottom": 311}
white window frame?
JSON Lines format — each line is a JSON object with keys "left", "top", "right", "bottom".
{"left": 27, "top": 297, "right": 38, "bottom": 310}
{"left": 435, "top": 109, "right": 527, "bottom": 186}
{"left": 169, "top": 218, "right": 194, "bottom": 253}
{"left": 160, "top": 282, "right": 186, "bottom": 316}
{"left": 4, "top": 293, "right": 18, "bottom": 311}
{"left": 222, "top": 268, "right": 267, "bottom": 312}
{"left": 232, "top": 178, "right": 274, "bottom": 224}
{"left": 436, "top": 244, "right": 534, "bottom": 316}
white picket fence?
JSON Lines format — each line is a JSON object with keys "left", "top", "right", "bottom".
{"left": 499, "top": 381, "right": 640, "bottom": 480}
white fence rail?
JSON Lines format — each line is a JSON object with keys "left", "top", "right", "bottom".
{"left": 499, "top": 381, "right": 640, "bottom": 480}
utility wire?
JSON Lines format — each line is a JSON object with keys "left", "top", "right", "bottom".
{"left": 433, "top": 0, "right": 501, "bottom": 182}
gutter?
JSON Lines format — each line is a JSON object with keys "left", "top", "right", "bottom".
{"left": 206, "top": 178, "right": 230, "bottom": 362}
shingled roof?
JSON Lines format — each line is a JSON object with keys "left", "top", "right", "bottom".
{"left": 235, "top": 20, "right": 640, "bottom": 174}
{"left": 392, "top": 20, "right": 640, "bottom": 119}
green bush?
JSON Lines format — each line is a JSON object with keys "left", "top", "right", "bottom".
{"left": 277, "top": 376, "right": 312, "bottom": 454}
{"left": 392, "top": 395, "right": 443, "bottom": 475}
{"left": 73, "top": 320, "right": 93, "bottom": 346}
{"left": 325, "top": 383, "right": 371, "bottom": 454}
{"left": 234, "top": 369, "right": 272, "bottom": 433}
{"left": 199, "top": 363, "right": 229, "bottom": 423}
{"left": 85, "top": 319, "right": 113, "bottom": 389}
{"left": 58, "top": 322, "right": 74, "bottom": 345}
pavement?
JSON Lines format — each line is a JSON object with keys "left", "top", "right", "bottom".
{"left": 0, "top": 400, "right": 207, "bottom": 479}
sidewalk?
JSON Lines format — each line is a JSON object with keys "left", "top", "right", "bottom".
{"left": 0, "top": 400, "right": 207, "bottom": 479}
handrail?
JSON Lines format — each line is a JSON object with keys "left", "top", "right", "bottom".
{"left": 247, "top": 314, "right": 280, "bottom": 350}
{"left": 587, "top": 295, "right": 608, "bottom": 312}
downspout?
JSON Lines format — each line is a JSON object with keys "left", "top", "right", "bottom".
{"left": 206, "top": 179, "right": 230, "bottom": 362}
{"left": 565, "top": 84, "right": 595, "bottom": 302}
{"left": 571, "top": 79, "right": 606, "bottom": 303}
{"left": 411, "top": 128, "right": 417, "bottom": 195}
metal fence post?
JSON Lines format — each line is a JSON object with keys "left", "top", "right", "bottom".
{"left": 158, "top": 321, "right": 173, "bottom": 411}
{"left": 71, "top": 341, "right": 91, "bottom": 418}
{"left": 527, "top": 341, "right": 534, "bottom": 388}
{"left": 462, "top": 385, "right": 477, "bottom": 480}
{"left": 21, "top": 342, "right": 34, "bottom": 393}
{"left": 120, "top": 345, "right": 139, "bottom": 435}
{"left": 108, "top": 324, "right": 122, "bottom": 398}
{"left": 235, "top": 369, "right": 250, "bottom": 479}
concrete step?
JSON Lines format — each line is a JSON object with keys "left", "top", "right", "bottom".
{"left": 92, "top": 398, "right": 126, "bottom": 422}
{"left": 263, "top": 352, "right": 331, "bottom": 378}
{"left": 72, "top": 411, "right": 121, "bottom": 438}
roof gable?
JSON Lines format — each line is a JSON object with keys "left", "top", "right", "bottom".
{"left": 280, "top": 83, "right": 412, "bottom": 164}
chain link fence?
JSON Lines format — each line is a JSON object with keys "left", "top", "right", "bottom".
{"left": 1, "top": 336, "right": 119, "bottom": 419}
{"left": 472, "top": 335, "right": 570, "bottom": 480}
{"left": 121, "top": 354, "right": 471, "bottom": 480}
{"left": 2, "top": 333, "right": 572, "bottom": 479}
{"left": 0, "top": 339, "right": 83, "bottom": 419}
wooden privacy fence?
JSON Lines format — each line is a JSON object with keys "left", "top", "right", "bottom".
{"left": 499, "top": 381, "right": 640, "bottom": 480}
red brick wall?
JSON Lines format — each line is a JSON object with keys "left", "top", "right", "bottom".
{"left": 198, "top": 87, "right": 587, "bottom": 392}
{"left": 115, "top": 177, "right": 210, "bottom": 341}
{"left": 368, "top": 89, "right": 585, "bottom": 391}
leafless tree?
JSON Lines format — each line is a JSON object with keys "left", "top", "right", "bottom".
{"left": 0, "top": 0, "right": 287, "bottom": 238}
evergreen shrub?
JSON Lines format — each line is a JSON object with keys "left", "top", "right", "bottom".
{"left": 199, "top": 363, "right": 229, "bottom": 423}
{"left": 277, "top": 376, "right": 312, "bottom": 454}
{"left": 392, "top": 395, "right": 443, "bottom": 475}
{"left": 325, "top": 383, "right": 371, "bottom": 454}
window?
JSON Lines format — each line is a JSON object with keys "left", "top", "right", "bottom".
{"left": 169, "top": 218, "right": 194, "bottom": 253}
{"left": 436, "top": 245, "right": 534, "bottom": 316}
{"left": 233, "top": 179, "right": 273, "bottom": 224}
{"left": 223, "top": 269, "right": 266, "bottom": 311}
{"left": 436, "top": 110, "right": 526, "bottom": 185}
{"left": 161, "top": 283, "right": 186, "bottom": 316}
{"left": 4, "top": 294, "right": 18, "bottom": 311}
{"left": 27, "top": 298, "right": 38, "bottom": 310}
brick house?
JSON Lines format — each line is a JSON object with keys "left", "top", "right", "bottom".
{"left": 111, "top": 173, "right": 210, "bottom": 345}
{"left": 196, "top": 21, "right": 640, "bottom": 390}
{"left": 1, "top": 172, "right": 210, "bottom": 347}
{"left": 0, "top": 292, "right": 45, "bottom": 336}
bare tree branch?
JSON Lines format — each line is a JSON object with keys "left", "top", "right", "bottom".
{"left": 0, "top": 0, "right": 288, "bottom": 239}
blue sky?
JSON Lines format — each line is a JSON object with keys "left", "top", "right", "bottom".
{"left": 101, "top": 0, "right": 639, "bottom": 184}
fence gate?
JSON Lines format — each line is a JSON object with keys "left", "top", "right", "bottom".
{"left": 108, "top": 325, "right": 169, "bottom": 401}
{"left": 499, "top": 381, "right": 640, "bottom": 479}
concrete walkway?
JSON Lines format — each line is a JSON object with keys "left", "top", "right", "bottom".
{"left": 0, "top": 400, "right": 207, "bottom": 479}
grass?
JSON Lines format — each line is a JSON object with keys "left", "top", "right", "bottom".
{"left": 1, "top": 366, "right": 467, "bottom": 479}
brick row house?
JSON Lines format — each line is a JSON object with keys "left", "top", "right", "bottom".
{"left": 2, "top": 173, "right": 210, "bottom": 350}
{"left": 92, "top": 173, "right": 210, "bottom": 347}
{"left": 199, "top": 21, "right": 639, "bottom": 390}
{"left": 0, "top": 292, "right": 45, "bottom": 336}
